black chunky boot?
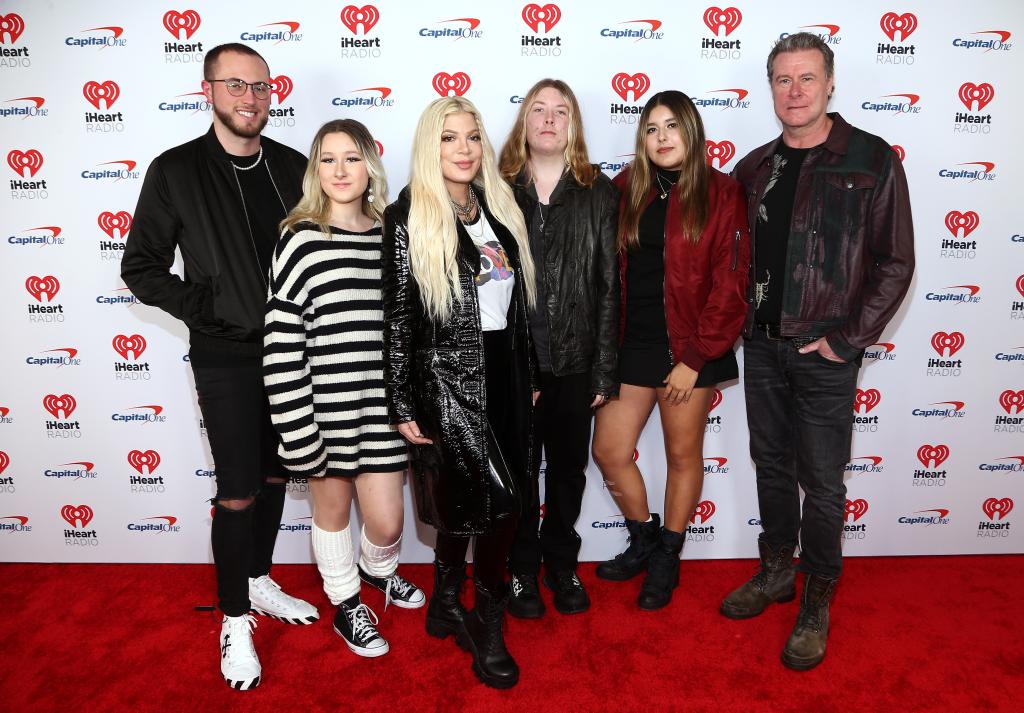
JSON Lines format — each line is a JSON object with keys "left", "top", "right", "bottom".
{"left": 781, "top": 574, "right": 838, "bottom": 671}
{"left": 456, "top": 584, "right": 519, "bottom": 689}
{"left": 424, "top": 560, "right": 467, "bottom": 640}
{"left": 720, "top": 537, "right": 797, "bottom": 619}
{"left": 595, "top": 513, "right": 661, "bottom": 581}
{"left": 637, "top": 527, "right": 684, "bottom": 610}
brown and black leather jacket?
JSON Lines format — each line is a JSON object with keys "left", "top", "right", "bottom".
{"left": 732, "top": 113, "right": 915, "bottom": 361}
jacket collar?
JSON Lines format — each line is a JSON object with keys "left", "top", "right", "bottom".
{"left": 756, "top": 112, "right": 852, "bottom": 167}
{"left": 202, "top": 125, "right": 266, "bottom": 163}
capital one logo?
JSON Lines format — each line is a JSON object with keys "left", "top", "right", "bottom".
{"left": 0, "top": 13, "right": 25, "bottom": 43}
{"left": 844, "top": 498, "right": 869, "bottom": 522}
{"left": 931, "top": 331, "right": 965, "bottom": 357}
{"left": 7, "top": 149, "right": 43, "bottom": 177}
{"left": 432, "top": 72, "right": 471, "bottom": 97}
{"left": 879, "top": 12, "right": 917, "bottom": 42}
{"left": 945, "top": 210, "right": 979, "bottom": 238}
{"left": 112, "top": 334, "right": 147, "bottom": 360}
{"left": 43, "top": 394, "right": 77, "bottom": 419}
{"left": 98, "top": 211, "right": 132, "bottom": 239}
{"left": 163, "top": 10, "right": 201, "bottom": 40}
{"left": 690, "top": 500, "right": 716, "bottom": 524}
{"left": 25, "top": 275, "right": 60, "bottom": 302}
{"left": 611, "top": 72, "right": 650, "bottom": 102}
{"left": 522, "top": 4, "right": 561, "bottom": 33}
{"left": 61, "top": 504, "right": 94, "bottom": 528}
{"left": 705, "top": 140, "right": 735, "bottom": 168}
{"left": 999, "top": 390, "right": 1024, "bottom": 415}
{"left": 269, "top": 75, "right": 293, "bottom": 104}
{"left": 917, "top": 444, "right": 950, "bottom": 468}
{"left": 853, "top": 388, "right": 881, "bottom": 413}
{"left": 703, "top": 7, "right": 742, "bottom": 36}
{"left": 127, "top": 449, "right": 161, "bottom": 475}
{"left": 958, "top": 82, "right": 994, "bottom": 111}
{"left": 340, "top": 5, "right": 379, "bottom": 34}
{"left": 83, "top": 81, "right": 120, "bottom": 110}
{"left": 982, "top": 497, "right": 1013, "bottom": 521}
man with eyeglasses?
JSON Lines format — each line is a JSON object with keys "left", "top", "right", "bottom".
{"left": 122, "top": 43, "right": 314, "bottom": 691}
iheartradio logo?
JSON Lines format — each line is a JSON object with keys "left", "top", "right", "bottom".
{"left": 522, "top": 4, "right": 561, "bottom": 33}
{"left": 340, "top": 5, "right": 379, "bottom": 34}
{"left": 999, "top": 390, "right": 1024, "bottom": 415}
{"left": 892, "top": 145, "right": 906, "bottom": 161}
{"left": 844, "top": 498, "right": 869, "bottom": 522}
{"left": 98, "top": 211, "right": 132, "bottom": 239}
{"left": 853, "top": 388, "right": 881, "bottom": 413}
{"left": 931, "top": 331, "right": 965, "bottom": 357}
{"left": 958, "top": 82, "right": 994, "bottom": 111}
{"left": 982, "top": 497, "right": 1013, "bottom": 521}
{"left": 83, "top": 81, "right": 120, "bottom": 110}
{"left": 690, "top": 500, "right": 716, "bottom": 524}
{"left": 163, "top": 10, "right": 201, "bottom": 39}
{"left": 879, "top": 12, "right": 917, "bottom": 42}
{"left": 269, "top": 75, "right": 293, "bottom": 104}
{"left": 61, "top": 504, "right": 94, "bottom": 528}
{"left": 0, "top": 450, "right": 8, "bottom": 474}
{"left": 611, "top": 72, "right": 650, "bottom": 102}
{"left": 25, "top": 275, "right": 60, "bottom": 302}
{"left": 944, "top": 210, "right": 979, "bottom": 238}
{"left": 43, "top": 394, "right": 77, "bottom": 419}
{"left": 432, "top": 72, "right": 471, "bottom": 97}
{"left": 127, "top": 449, "right": 161, "bottom": 475}
{"left": 709, "top": 388, "right": 723, "bottom": 411}
{"left": 375, "top": 140, "right": 384, "bottom": 156}
{"left": 1016, "top": 274, "right": 1024, "bottom": 299}
{"left": 112, "top": 334, "right": 147, "bottom": 360}
{"left": 7, "top": 149, "right": 43, "bottom": 177}
{"left": 1, "top": 13, "right": 25, "bottom": 44}
{"left": 705, "top": 140, "right": 735, "bottom": 168}
{"left": 703, "top": 6, "right": 742, "bottom": 36}
{"left": 917, "top": 444, "right": 950, "bottom": 468}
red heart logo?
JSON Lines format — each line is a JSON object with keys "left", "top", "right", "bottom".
{"left": 0, "top": 13, "right": 26, "bottom": 44}
{"left": 0, "top": 450, "right": 9, "bottom": 475}
{"left": 97, "top": 211, "right": 133, "bottom": 239}
{"left": 944, "top": 210, "right": 980, "bottom": 238}
{"left": 891, "top": 145, "right": 905, "bottom": 162}
{"left": 610, "top": 72, "right": 651, "bottom": 102}
{"left": 43, "top": 394, "right": 77, "bottom": 419}
{"left": 269, "top": 75, "right": 293, "bottom": 104}
{"left": 112, "top": 334, "right": 147, "bottom": 360}
{"left": 83, "top": 80, "right": 120, "bottom": 110}
{"left": 958, "top": 82, "right": 995, "bottom": 111}
{"left": 127, "top": 449, "right": 161, "bottom": 475}
{"left": 998, "top": 390, "right": 1024, "bottom": 415}
{"left": 7, "top": 149, "right": 43, "bottom": 177}
{"left": 854, "top": 388, "right": 881, "bottom": 413}
{"left": 705, "top": 140, "right": 736, "bottom": 168}
{"left": 432, "top": 72, "right": 472, "bottom": 97}
{"left": 930, "top": 331, "right": 965, "bottom": 357}
{"left": 982, "top": 497, "right": 1013, "bottom": 521}
{"left": 61, "top": 504, "right": 94, "bottom": 528}
{"left": 844, "top": 498, "right": 869, "bottom": 522}
{"left": 522, "top": 4, "right": 561, "bottom": 33}
{"left": 1016, "top": 274, "right": 1024, "bottom": 299}
{"left": 25, "top": 275, "right": 60, "bottom": 302}
{"left": 162, "top": 9, "right": 201, "bottom": 39}
{"left": 916, "top": 444, "right": 950, "bottom": 468}
{"left": 339, "top": 5, "right": 379, "bottom": 34}
{"left": 879, "top": 12, "right": 917, "bottom": 42}
{"left": 709, "top": 388, "right": 723, "bottom": 411}
{"left": 703, "top": 6, "right": 742, "bottom": 36}
{"left": 689, "top": 500, "right": 716, "bottom": 524}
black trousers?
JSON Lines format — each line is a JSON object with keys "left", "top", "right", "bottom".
{"left": 743, "top": 330, "right": 859, "bottom": 579}
{"left": 509, "top": 371, "right": 593, "bottom": 574}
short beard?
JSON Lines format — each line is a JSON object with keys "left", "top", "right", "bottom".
{"left": 213, "top": 104, "right": 268, "bottom": 139}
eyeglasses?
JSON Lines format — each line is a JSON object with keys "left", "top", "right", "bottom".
{"left": 206, "top": 78, "right": 272, "bottom": 100}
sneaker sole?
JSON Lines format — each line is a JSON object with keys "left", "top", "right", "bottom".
{"left": 224, "top": 675, "right": 260, "bottom": 691}
{"left": 333, "top": 624, "right": 390, "bottom": 658}
{"left": 250, "top": 607, "right": 319, "bottom": 625}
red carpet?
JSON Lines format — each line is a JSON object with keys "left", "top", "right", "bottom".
{"left": 1, "top": 556, "right": 1020, "bottom": 712}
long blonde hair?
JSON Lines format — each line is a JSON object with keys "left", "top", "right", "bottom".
{"left": 280, "top": 119, "right": 387, "bottom": 235}
{"left": 408, "top": 96, "right": 536, "bottom": 321}
{"left": 498, "top": 78, "right": 598, "bottom": 187}
{"left": 619, "top": 91, "right": 709, "bottom": 249}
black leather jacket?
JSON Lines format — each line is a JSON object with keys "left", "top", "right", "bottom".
{"left": 382, "top": 187, "right": 536, "bottom": 536}
{"left": 511, "top": 168, "right": 620, "bottom": 396}
{"left": 122, "top": 127, "right": 306, "bottom": 356}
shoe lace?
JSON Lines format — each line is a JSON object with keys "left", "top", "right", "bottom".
{"left": 795, "top": 603, "right": 823, "bottom": 632}
{"left": 222, "top": 614, "right": 257, "bottom": 660}
{"left": 348, "top": 603, "right": 381, "bottom": 643}
{"left": 383, "top": 573, "right": 415, "bottom": 610}
{"left": 511, "top": 574, "right": 537, "bottom": 597}
{"left": 511, "top": 575, "right": 524, "bottom": 597}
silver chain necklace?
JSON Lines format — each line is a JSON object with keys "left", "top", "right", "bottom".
{"left": 231, "top": 145, "right": 263, "bottom": 171}
{"left": 450, "top": 184, "right": 478, "bottom": 221}
{"left": 655, "top": 170, "right": 675, "bottom": 200}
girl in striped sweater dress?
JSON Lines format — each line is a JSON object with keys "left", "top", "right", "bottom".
{"left": 264, "top": 119, "right": 423, "bottom": 658}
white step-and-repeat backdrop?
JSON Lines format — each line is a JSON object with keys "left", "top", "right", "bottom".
{"left": 1, "top": 0, "right": 1021, "bottom": 563}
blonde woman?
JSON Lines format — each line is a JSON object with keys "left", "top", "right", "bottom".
{"left": 381, "top": 97, "right": 538, "bottom": 689}
{"left": 264, "top": 119, "right": 424, "bottom": 659}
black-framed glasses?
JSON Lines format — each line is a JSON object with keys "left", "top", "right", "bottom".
{"left": 206, "top": 78, "right": 272, "bottom": 99}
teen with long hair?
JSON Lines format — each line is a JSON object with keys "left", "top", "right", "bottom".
{"left": 264, "top": 119, "right": 424, "bottom": 659}
{"left": 591, "top": 91, "right": 750, "bottom": 610}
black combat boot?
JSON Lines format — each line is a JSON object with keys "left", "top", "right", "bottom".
{"left": 424, "top": 559, "right": 467, "bottom": 640}
{"left": 720, "top": 537, "right": 797, "bottom": 619}
{"left": 595, "top": 513, "right": 661, "bottom": 581}
{"left": 456, "top": 583, "right": 519, "bottom": 689}
{"left": 781, "top": 574, "right": 838, "bottom": 671}
{"left": 637, "top": 527, "right": 684, "bottom": 610}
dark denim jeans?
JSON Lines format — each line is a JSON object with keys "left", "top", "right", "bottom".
{"left": 743, "top": 330, "right": 859, "bottom": 578}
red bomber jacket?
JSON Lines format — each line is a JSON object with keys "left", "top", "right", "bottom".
{"left": 613, "top": 166, "right": 751, "bottom": 372}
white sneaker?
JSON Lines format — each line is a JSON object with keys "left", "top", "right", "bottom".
{"left": 220, "top": 614, "right": 261, "bottom": 691}
{"left": 249, "top": 575, "right": 319, "bottom": 625}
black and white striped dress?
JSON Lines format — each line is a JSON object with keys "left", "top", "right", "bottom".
{"left": 264, "top": 221, "right": 407, "bottom": 477}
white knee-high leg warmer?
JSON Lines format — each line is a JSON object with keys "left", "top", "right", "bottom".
{"left": 358, "top": 525, "right": 401, "bottom": 578}
{"left": 311, "top": 523, "right": 360, "bottom": 605}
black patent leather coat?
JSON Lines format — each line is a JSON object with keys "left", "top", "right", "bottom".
{"left": 381, "top": 186, "right": 536, "bottom": 536}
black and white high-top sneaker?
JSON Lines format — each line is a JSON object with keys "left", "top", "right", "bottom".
{"left": 248, "top": 575, "right": 319, "bottom": 625}
{"left": 333, "top": 596, "right": 389, "bottom": 657}
{"left": 220, "top": 614, "right": 261, "bottom": 690}
{"left": 358, "top": 565, "right": 427, "bottom": 609}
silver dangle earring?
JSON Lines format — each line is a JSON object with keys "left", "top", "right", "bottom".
{"left": 366, "top": 185, "right": 375, "bottom": 204}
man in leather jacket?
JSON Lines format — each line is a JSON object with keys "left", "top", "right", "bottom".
{"left": 721, "top": 33, "right": 914, "bottom": 671}
{"left": 121, "top": 43, "right": 314, "bottom": 690}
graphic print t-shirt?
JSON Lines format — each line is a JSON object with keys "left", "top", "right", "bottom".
{"left": 467, "top": 213, "right": 515, "bottom": 331}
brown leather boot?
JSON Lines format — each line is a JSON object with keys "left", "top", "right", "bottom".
{"left": 781, "top": 574, "right": 838, "bottom": 671}
{"left": 720, "top": 537, "right": 796, "bottom": 619}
